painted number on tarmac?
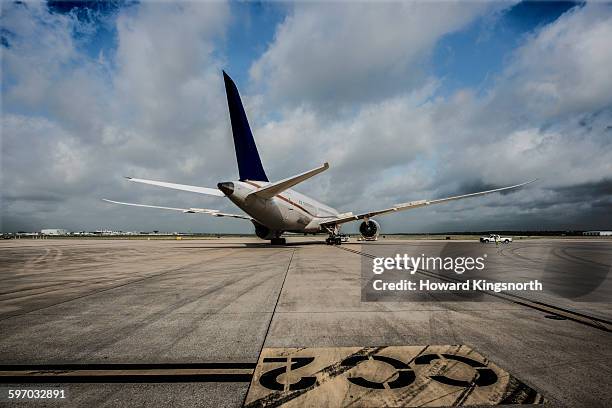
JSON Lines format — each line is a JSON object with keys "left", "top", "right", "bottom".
{"left": 244, "top": 345, "right": 545, "bottom": 407}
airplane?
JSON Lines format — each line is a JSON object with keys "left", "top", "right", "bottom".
{"left": 104, "top": 71, "right": 535, "bottom": 245}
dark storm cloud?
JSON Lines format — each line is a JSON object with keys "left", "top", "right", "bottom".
{"left": 553, "top": 179, "right": 612, "bottom": 198}
{"left": 3, "top": 193, "right": 66, "bottom": 203}
{"left": 443, "top": 180, "right": 510, "bottom": 198}
{"left": 445, "top": 178, "right": 612, "bottom": 211}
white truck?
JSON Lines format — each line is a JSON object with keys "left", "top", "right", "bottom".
{"left": 480, "top": 234, "right": 512, "bottom": 244}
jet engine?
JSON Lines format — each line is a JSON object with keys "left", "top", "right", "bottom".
{"left": 359, "top": 219, "right": 380, "bottom": 240}
{"left": 252, "top": 221, "right": 275, "bottom": 240}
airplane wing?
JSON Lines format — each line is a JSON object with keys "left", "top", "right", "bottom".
{"left": 248, "top": 162, "right": 329, "bottom": 199}
{"left": 320, "top": 179, "right": 536, "bottom": 227}
{"left": 102, "top": 199, "right": 251, "bottom": 220}
{"left": 125, "top": 177, "right": 225, "bottom": 197}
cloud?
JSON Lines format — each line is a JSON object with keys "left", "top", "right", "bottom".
{"left": 1, "top": 2, "right": 110, "bottom": 136}
{"left": 113, "top": 2, "right": 229, "bottom": 134}
{"left": 492, "top": 3, "right": 612, "bottom": 120}
{"left": 1, "top": 2, "right": 611, "bottom": 234}
{"left": 249, "top": 1, "right": 501, "bottom": 109}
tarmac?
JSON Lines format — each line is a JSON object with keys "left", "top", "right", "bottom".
{"left": 0, "top": 237, "right": 610, "bottom": 407}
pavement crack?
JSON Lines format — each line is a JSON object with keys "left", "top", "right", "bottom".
{"left": 242, "top": 248, "right": 295, "bottom": 407}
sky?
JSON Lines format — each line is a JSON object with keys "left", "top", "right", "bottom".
{"left": 1, "top": 0, "right": 611, "bottom": 234}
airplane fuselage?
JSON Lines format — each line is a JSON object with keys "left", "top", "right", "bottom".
{"left": 219, "top": 181, "right": 339, "bottom": 233}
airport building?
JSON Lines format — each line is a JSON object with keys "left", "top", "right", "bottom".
{"left": 40, "top": 228, "right": 69, "bottom": 235}
{"left": 583, "top": 230, "right": 612, "bottom": 236}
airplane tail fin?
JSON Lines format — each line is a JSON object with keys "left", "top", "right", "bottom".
{"left": 223, "top": 71, "right": 269, "bottom": 182}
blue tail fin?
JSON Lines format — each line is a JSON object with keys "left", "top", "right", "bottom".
{"left": 223, "top": 71, "right": 269, "bottom": 182}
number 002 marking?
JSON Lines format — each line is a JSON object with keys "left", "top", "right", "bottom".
{"left": 259, "top": 353, "right": 497, "bottom": 391}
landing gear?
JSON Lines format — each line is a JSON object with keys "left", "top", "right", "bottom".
{"left": 326, "top": 236, "right": 341, "bottom": 245}
{"left": 324, "top": 226, "right": 346, "bottom": 245}
{"left": 326, "top": 234, "right": 348, "bottom": 245}
{"left": 271, "top": 237, "right": 286, "bottom": 245}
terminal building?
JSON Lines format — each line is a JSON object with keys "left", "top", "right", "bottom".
{"left": 583, "top": 231, "right": 612, "bottom": 236}
{"left": 40, "top": 229, "right": 69, "bottom": 236}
